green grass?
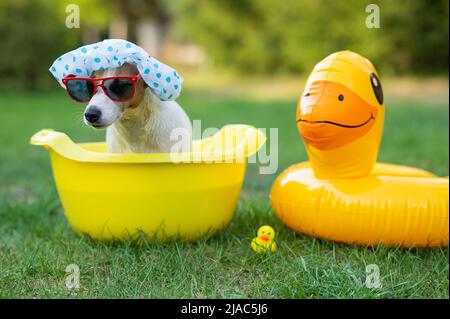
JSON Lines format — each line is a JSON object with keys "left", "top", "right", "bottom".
{"left": 0, "top": 89, "right": 448, "bottom": 298}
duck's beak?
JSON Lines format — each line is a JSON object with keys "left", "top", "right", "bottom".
{"left": 260, "top": 234, "right": 270, "bottom": 241}
{"left": 296, "top": 81, "right": 378, "bottom": 150}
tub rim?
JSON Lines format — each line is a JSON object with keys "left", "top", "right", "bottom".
{"left": 30, "top": 124, "right": 266, "bottom": 164}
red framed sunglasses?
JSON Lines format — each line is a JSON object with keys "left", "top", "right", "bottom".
{"left": 62, "top": 75, "right": 142, "bottom": 103}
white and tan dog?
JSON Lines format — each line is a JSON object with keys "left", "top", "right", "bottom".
{"left": 83, "top": 63, "right": 192, "bottom": 153}
{"left": 50, "top": 39, "right": 191, "bottom": 154}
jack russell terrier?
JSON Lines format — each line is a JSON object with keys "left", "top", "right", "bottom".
{"left": 50, "top": 39, "right": 192, "bottom": 153}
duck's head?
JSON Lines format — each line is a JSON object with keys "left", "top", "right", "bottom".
{"left": 297, "top": 51, "right": 384, "bottom": 150}
{"left": 296, "top": 51, "right": 385, "bottom": 178}
{"left": 257, "top": 225, "right": 275, "bottom": 242}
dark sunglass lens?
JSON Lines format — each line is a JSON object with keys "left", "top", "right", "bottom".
{"left": 66, "top": 79, "right": 94, "bottom": 102}
{"left": 104, "top": 78, "right": 134, "bottom": 101}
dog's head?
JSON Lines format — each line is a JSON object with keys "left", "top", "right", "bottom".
{"left": 84, "top": 63, "right": 147, "bottom": 129}
{"left": 50, "top": 40, "right": 184, "bottom": 128}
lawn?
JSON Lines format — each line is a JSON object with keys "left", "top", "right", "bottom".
{"left": 0, "top": 88, "right": 448, "bottom": 298}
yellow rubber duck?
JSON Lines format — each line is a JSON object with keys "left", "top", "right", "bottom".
{"left": 251, "top": 226, "right": 277, "bottom": 253}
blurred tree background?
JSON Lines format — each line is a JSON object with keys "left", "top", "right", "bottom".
{"left": 0, "top": 0, "right": 80, "bottom": 90}
{"left": 171, "top": 0, "right": 449, "bottom": 75}
{"left": 0, "top": 0, "right": 448, "bottom": 90}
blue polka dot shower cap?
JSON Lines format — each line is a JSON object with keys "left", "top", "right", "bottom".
{"left": 49, "top": 39, "right": 183, "bottom": 101}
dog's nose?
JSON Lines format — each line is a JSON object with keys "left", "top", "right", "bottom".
{"left": 84, "top": 107, "right": 101, "bottom": 123}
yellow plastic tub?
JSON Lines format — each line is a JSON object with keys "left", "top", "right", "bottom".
{"left": 31, "top": 125, "right": 266, "bottom": 242}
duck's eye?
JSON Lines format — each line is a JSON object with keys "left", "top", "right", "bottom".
{"left": 370, "top": 73, "right": 384, "bottom": 105}
{"left": 305, "top": 92, "right": 310, "bottom": 97}
{"left": 338, "top": 94, "right": 344, "bottom": 101}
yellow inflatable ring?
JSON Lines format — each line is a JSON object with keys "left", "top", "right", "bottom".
{"left": 270, "top": 51, "right": 449, "bottom": 247}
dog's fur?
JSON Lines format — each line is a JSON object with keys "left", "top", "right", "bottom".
{"left": 84, "top": 63, "right": 192, "bottom": 153}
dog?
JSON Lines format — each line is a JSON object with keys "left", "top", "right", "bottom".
{"left": 50, "top": 39, "right": 192, "bottom": 153}
{"left": 83, "top": 62, "right": 192, "bottom": 153}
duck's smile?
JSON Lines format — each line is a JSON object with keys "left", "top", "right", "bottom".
{"left": 297, "top": 113, "right": 375, "bottom": 128}
{"left": 296, "top": 81, "right": 380, "bottom": 150}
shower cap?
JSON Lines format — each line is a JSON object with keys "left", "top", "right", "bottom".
{"left": 49, "top": 39, "right": 183, "bottom": 101}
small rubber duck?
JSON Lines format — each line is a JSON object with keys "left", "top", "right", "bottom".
{"left": 251, "top": 225, "right": 277, "bottom": 253}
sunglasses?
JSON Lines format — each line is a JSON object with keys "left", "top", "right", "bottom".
{"left": 62, "top": 75, "right": 142, "bottom": 103}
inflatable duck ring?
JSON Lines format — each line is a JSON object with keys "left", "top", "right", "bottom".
{"left": 270, "top": 51, "right": 449, "bottom": 247}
